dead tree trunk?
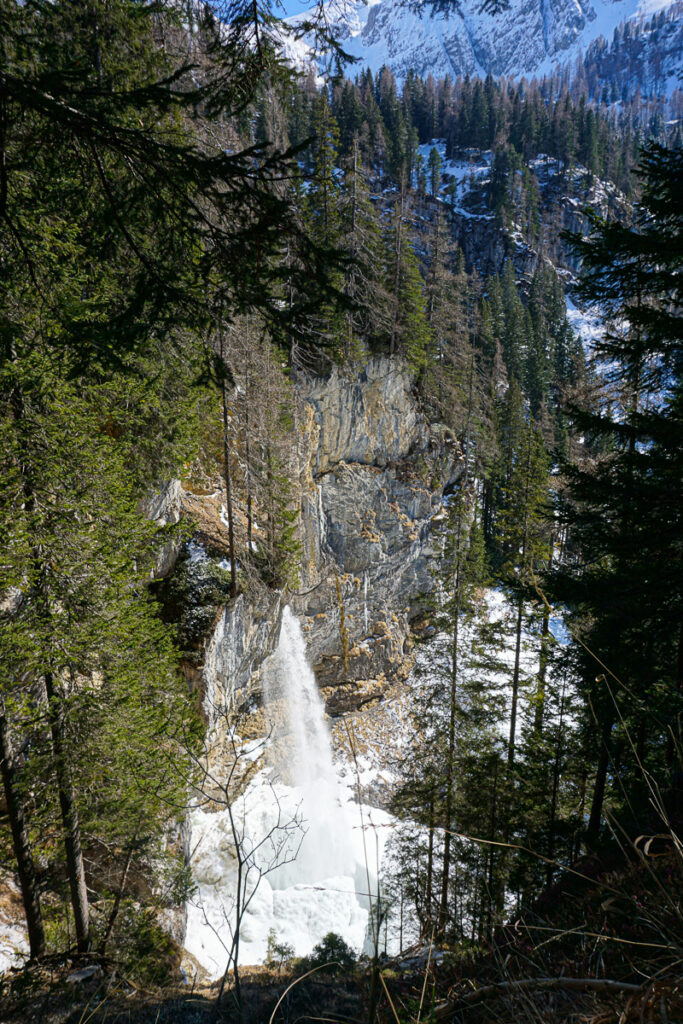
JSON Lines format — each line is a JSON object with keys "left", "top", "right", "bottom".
{"left": 0, "top": 699, "right": 46, "bottom": 958}
{"left": 45, "top": 671, "right": 90, "bottom": 953}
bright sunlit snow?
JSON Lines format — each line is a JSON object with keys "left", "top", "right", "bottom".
{"left": 185, "top": 609, "right": 393, "bottom": 978}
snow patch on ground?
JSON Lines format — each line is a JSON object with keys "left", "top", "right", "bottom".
{"left": 0, "top": 924, "right": 28, "bottom": 975}
{"left": 185, "top": 774, "right": 392, "bottom": 976}
{"left": 0, "top": 876, "right": 28, "bottom": 975}
{"left": 566, "top": 296, "right": 605, "bottom": 349}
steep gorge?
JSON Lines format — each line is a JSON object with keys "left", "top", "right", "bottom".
{"left": 160, "top": 354, "right": 461, "bottom": 974}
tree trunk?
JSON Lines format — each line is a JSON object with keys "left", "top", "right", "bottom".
{"left": 485, "top": 759, "right": 499, "bottom": 942}
{"left": 390, "top": 188, "right": 404, "bottom": 355}
{"left": 666, "top": 622, "right": 683, "bottom": 768}
{"left": 507, "top": 595, "right": 524, "bottom": 769}
{"left": 534, "top": 546, "right": 553, "bottom": 733}
{"left": 439, "top": 608, "right": 458, "bottom": 936}
{"left": 546, "top": 682, "right": 566, "bottom": 886}
{"left": 586, "top": 718, "right": 612, "bottom": 846}
{"left": 425, "top": 787, "right": 435, "bottom": 934}
{"left": 213, "top": 804, "right": 244, "bottom": 1023}
{"left": 0, "top": 699, "right": 46, "bottom": 958}
{"left": 508, "top": 431, "right": 533, "bottom": 769}
{"left": 438, "top": 368, "right": 475, "bottom": 936}
{"left": 220, "top": 333, "right": 238, "bottom": 599}
{"left": 244, "top": 338, "right": 253, "bottom": 555}
{"left": 44, "top": 671, "right": 90, "bottom": 953}
{"left": 573, "top": 769, "right": 587, "bottom": 863}
{"left": 100, "top": 841, "right": 135, "bottom": 955}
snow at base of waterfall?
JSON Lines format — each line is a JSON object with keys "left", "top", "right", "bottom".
{"left": 184, "top": 774, "right": 392, "bottom": 977}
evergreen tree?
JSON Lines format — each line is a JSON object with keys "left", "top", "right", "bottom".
{"left": 338, "top": 137, "right": 390, "bottom": 358}
{"left": 0, "top": 367, "right": 199, "bottom": 953}
{"left": 427, "top": 146, "right": 443, "bottom": 196}
{"left": 495, "top": 417, "right": 551, "bottom": 768}
{"left": 556, "top": 144, "right": 683, "bottom": 841}
{"left": 384, "top": 192, "right": 431, "bottom": 371}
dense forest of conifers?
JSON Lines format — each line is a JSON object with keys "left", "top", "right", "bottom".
{"left": 1, "top": 1, "right": 681, "bottom": 1020}
{"left": 259, "top": 67, "right": 644, "bottom": 189}
{"left": 255, "top": 66, "right": 680, "bottom": 951}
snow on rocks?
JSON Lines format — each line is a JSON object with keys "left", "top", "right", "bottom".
{"left": 185, "top": 776, "right": 391, "bottom": 976}
{"left": 0, "top": 875, "right": 28, "bottom": 975}
{"left": 284, "top": 0, "right": 680, "bottom": 84}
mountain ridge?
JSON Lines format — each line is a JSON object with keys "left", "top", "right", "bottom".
{"left": 285, "top": 0, "right": 681, "bottom": 86}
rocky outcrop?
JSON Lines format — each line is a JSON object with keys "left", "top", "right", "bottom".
{"left": 199, "top": 591, "right": 282, "bottom": 720}
{"left": 305, "top": 358, "right": 423, "bottom": 475}
{"left": 174, "top": 355, "right": 459, "bottom": 723}
{"left": 292, "top": 357, "right": 460, "bottom": 707}
{"left": 451, "top": 156, "right": 630, "bottom": 281}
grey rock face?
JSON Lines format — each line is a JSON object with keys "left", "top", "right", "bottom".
{"left": 145, "top": 478, "right": 183, "bottom": 578}
{"left": 293, "top": 357, "right": 460, "bottom": 701}
{"left": 198, "top": 591, "right": 282, "bottom": 720}
{"left": 155, "top": 360, "right": 454, "bottom": 710}
{"left": 146, "top": 478, "right": 183, "bottom": 526}
{"left": 304, "top": 356, "right": 423, "bottom": 475}
{"left": 191, "top": 355, "right": 458, "bottom": 718}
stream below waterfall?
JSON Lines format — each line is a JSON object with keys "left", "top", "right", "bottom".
{"left": 185, "top": 607, "right": 391, "bottom": 978}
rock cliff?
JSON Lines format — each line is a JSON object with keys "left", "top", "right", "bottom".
{"left": 445, "top": 152, "right": 630, "bottom": 282}
{"left": 293, "top": 357, "right": 459, "bottom": 710}
{"left": 173, "top": 355, "right": 459, "bottom": 737}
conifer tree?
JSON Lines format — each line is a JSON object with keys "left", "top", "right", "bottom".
{"left": 385, "top": 192, "right": 430, "bottom": 371}
{"left": 428, "top": 146, "right": 443, "bottom": 196}
{"left": 557, "top": 144, "right": 683, "bottom": 841}
{"left": 0, "top": 368, "right": 199, "bottom": 953}
{"left": 495, "top": 417, "right": 551, "bottom": 769}
{"left": 338, "top": 137, "right": 390, "bottom": 358}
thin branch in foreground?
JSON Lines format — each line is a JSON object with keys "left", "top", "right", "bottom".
{"left": 434, "top": 976, "right": 644, "bottom": 1018}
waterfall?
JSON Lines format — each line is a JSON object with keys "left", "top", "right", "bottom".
{"left": 186, "top": 606, "right": 394, "bottom": 974}
{"left": 262, "top": 607, "right": 355, "bottom": 886}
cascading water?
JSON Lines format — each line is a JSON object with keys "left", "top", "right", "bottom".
{"left": 185, "top": 606, "right": 390, "bottom": 977}
{"left": 261, "top": 607, "right": 356, "bottom": 887}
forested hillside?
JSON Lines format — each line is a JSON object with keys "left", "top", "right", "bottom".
{"left": 0, "top": 1, "right": 681, "bottom": 1022}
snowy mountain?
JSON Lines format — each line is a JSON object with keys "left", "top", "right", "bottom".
{"left": 286, "top": 0, "right": 681, "bottom": 84}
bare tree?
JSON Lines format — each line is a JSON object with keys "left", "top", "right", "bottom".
{"left": 187, "top": 691, "right": 304, "bottom": 1022}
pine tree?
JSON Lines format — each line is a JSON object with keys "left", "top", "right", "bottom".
{"left": 495, "top": 418, "right": 551, "bottom": 769}
{"left": 556, "top": 144, "right": 683, "bottom": 842}
{"left": 0, "top": 368, "right": 199, "bottom": 953}
{"left": 385, "top": 192, "right": 430, "bottom": 371}
{"left": 338, "top": 137, "right": 390, "bottom": 358}
{"left": 427, "top": 146, "right": 443, "bottom": 196}
{"left": 500, "top": 261, "right": 527, "bottom": 385}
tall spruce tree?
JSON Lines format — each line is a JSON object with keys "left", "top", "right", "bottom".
{"left": 0, "top": 0, "right": 338, "bottom": 957}
{"left": 557, "top": 143, "right": 683, "bottom": 842}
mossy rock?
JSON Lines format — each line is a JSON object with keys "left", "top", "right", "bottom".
{"left": 153, "top": 546, "right": 233, "bottom": 660}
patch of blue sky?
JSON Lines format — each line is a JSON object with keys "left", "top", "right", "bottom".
{"left": 549, "top": 615, "right": 571, "bottom": 646}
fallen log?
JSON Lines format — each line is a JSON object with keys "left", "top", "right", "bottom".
{"left": 434, "top": 976, "right": 643, "bottom": 1018}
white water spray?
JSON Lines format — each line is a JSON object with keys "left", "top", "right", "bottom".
{"left": 262, "top": 607, "right": 355, "bottom": 886}
{"left": 186, "top": 606, "right": 393, "bottom": 974}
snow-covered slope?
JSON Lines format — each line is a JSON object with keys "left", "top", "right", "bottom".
{"left": 287, "top": 0, "right": 680, "bottom": 83}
